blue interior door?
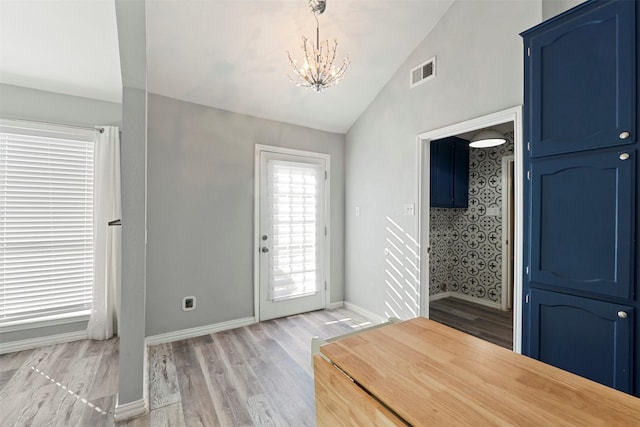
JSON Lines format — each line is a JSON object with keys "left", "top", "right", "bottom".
{"left": 529, "top": 149, "right": 635, "bottom": 299}
{"left": 527, "top": 0, "right": 636, "bottom": 157}
{"left": 530, "top": 288, "right": 634, "bottom": 393}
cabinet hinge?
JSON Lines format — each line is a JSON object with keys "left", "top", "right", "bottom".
{"left": 527, "top": 142, "right": 531, "bottom": 151}
{"left": 525, "top": 293, "right": 530, "bottom": 304}
{"left": 527, "top": 47, "right": 531, "bottom": 57}
{"left": 526, "top": 265, "right": 529, "bottom": 275}
{"left": 527, "top": 170, "right": 531, "bottom": 180}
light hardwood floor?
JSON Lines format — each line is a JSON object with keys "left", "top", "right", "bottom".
{"left": 0, "top": 308, "right": 374, "bottom": 427}
{"left": 429, "top": 297, "right": 513, "bottom": 349}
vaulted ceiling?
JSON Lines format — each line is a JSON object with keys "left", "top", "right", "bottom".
{"left": 1, "top": 0, "right": 455, "bottom": 133}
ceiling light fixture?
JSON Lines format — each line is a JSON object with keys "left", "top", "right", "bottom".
{"left": 469, "top": 129, "right": 507, "bottom": 148}
{"left": 287, "top": 0, "right": 350, "bottom": 92}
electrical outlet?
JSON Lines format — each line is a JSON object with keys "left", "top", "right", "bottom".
{"left": 182, "top": 296, "right": 196, "bottom": 312}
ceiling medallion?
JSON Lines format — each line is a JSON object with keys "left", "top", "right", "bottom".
{"left": 287, "top": 0, "right": 350, "bottom": 92}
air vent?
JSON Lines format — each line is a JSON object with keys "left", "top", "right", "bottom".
{"left": 410, "top": 56, "right": 436, "bottom": 88}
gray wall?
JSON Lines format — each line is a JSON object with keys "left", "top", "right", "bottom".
{"left": 0, "top": 83, "right": 121, "bottom": 127}
{"left": 145, "top": 94, "right": 345, "bottom": 337}
{"left": 0, "top": 83, "right": 121, "bottom": 345}
{"left": 344, "top": 0, "right": 541, "bottom": 319}
{"left": 542, "top": 0, "right": 584, "bottom": 20}
{"left": 115, "top": 0, "right": 148, "bottom": 408}
{"left": 118, "top": 87, "right": 147, "bottom": 405}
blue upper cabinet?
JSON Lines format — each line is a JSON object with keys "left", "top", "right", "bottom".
{"left": 430, "top": 137, "right": 469, "bottom": 208}
{"left": 525, "top": 0, "right": 636, "bottom": 157}
{"left": 529, "top": 148, "right": 635, "bottom": 299}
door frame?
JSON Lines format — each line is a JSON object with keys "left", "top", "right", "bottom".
{"left": 501, "top": 155, "right": 515, "bottom": 311}
{"left": 416, "top": 106, "right": 524, "bottom": 353}
{"left": 253, "top": 144, "right": 331, "bottom": 322}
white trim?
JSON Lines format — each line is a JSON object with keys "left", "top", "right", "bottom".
{"left": 429, "top": 292, "right": 502, "bottom": 310}
{"left": 113, "top": 396, "right": 147, "bottom": 422}
{"left": 0, "top": 117, "right": 96, "bottom": 141}
{"left": 429, "top": 292, "right": 452, "bottom": 302}
{"left": 343, "top": 302, "right": 387, "bottom": 324}
{"left": 501, "top": 155, "right": 515, "bottom": 311}
{"left": 417, "top": 128, "right": 430, "bottom": 319}
{"left": 0, "top": 312, "right": 90, "bottom": 333}
{"left": 253, "top": 144, "right": 332, "bottom": 321}
{"left": 327, "top": 301, "right": 344, "bottom": 310}
{"left": 143, "top": 340, "right": 149, "bottom": 417}
{"left": 416, "top": 106, "right": 524, "bottom": 354}
{"left": 144, "top": 317, "right": 256, "bottom": 346}
{"left": 450, "top": 293, "right": 502, "bottom": 310}
{"left": 0, "top": 330, "right": 88, "bottom": 355}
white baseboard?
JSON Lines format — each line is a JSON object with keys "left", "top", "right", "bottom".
{"left": 326, "top": 301, "right": 344, "bottom": 310}
{"left": 145, "top": 316, "right": 256, "bottom": 346}
{"left": 431, "top": 292, "right": 502, "bottom": 310}
{"left": 343, "top": 302, "right": 387, "bottom": 324}
{"left": 429, "top": 292, "right": 452, "bottom": 301}
{"left": 114, "top": 395, "right": 147, "bottom": 421}
{"left": 143, "top": 341, "right": 149, "bottom": 412}
{"left": 0, "top": 330, "right": 88, "bottom": 355}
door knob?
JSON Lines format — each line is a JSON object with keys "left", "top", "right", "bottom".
{"left": 618, "top": 311, "right": 628, "bottom": 319}
{"left": 261, "top": 247, "right": 269, "bottom": 253}
{"left": 619, "top": 131, "right": 630, "bottom": 140}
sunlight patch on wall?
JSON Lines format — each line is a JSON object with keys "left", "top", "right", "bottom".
{"left": 384, "top": 216, "right": 420, "bottom": 319}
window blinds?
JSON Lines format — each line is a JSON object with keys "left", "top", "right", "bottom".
{"left": 268, "top": 161, "right": 319, "bottom": 302}
{"left": 0, "top": 121, "right": 95, "bottom": 324}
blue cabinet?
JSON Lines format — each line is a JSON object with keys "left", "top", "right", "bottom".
{"left": 529, "top": 149, "right": 635, "bottom": 299}
{"left": 526, "top": 0, "right": 636, "bottom": 157}
{"left": 521, "top": 0, "right": 639, "bottom": 396}
{"left": 529, "top": 289, "right": 633, "bottom": 393}
{"left": 430, "top": 137, "right": 469, "bottom": 208}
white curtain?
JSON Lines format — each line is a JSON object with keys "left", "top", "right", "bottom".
{"left": 87, "top": 126, "right": 121, "bottom": 340}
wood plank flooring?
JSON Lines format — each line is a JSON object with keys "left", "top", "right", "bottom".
{"left": 0, "top": 337, "right": 119, "bottom": 427}
{"left": 0, "top": 308, "right": 374, "bottom": 426}
{"left": 429, "top": 297, "right": 513, "bottom": 349}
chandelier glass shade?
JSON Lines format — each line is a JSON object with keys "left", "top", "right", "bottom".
{"left": 287, "top": 1, "right": 350, "bottom": 92}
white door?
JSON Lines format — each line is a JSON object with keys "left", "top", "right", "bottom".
{"left": 257, "top": 148, "right": 328, "bottom": 321}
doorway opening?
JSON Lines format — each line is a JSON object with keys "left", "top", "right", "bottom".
{"left": 254, "top": 145, "right": 331, "bottom": 321}
{"left": 417, "top": 107, "right": 523, "bottom": 353}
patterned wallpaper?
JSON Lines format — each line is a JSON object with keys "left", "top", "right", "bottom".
{"left": 429, "top": 132, "right": 514, "bottom": 306}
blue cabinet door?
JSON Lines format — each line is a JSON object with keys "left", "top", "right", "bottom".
{"left": 526, "top": 0, "right": 636, "bottom": 157}
{"left": 452, "top": 140, "right": 469, "bottom": 208}
{"left": 431, "top": 138, "right": 455, "bottom": 207}
{"left": 430, "top": 137, "right": 469, "bottom": 208}
{"left": 529, "top": 149, "right": 635, "bottom": 299}
{"left": 529, "top": 288, "right": 634, "bottom": 393}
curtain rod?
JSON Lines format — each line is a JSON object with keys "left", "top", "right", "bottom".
{"left": 2, "top": 116, "right": 105, "bottom": 133}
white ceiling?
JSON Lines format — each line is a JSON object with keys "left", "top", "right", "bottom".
{"left": 0, "top": 0, "right": 122, "bottom": 103}
{"left": 1, "top": 0, "right": 455, "bottom": 133}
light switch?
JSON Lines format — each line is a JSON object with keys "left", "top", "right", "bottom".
{"left": 487, "top": 206, "right": 500, "bottom": 216}
{"left": 404, "top": 203, "right": 415, "bottom": 216}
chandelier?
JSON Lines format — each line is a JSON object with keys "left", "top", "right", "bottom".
{"left": 287, "top": 0, "right": 350, "bottom": 92}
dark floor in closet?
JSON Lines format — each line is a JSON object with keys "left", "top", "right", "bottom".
{"left": 429, "top": 297, "right": 513, "bottom": 350}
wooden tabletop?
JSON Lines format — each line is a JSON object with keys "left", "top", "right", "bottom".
{"left": 319, "top": 317, "right": 640, "bottom": 426}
